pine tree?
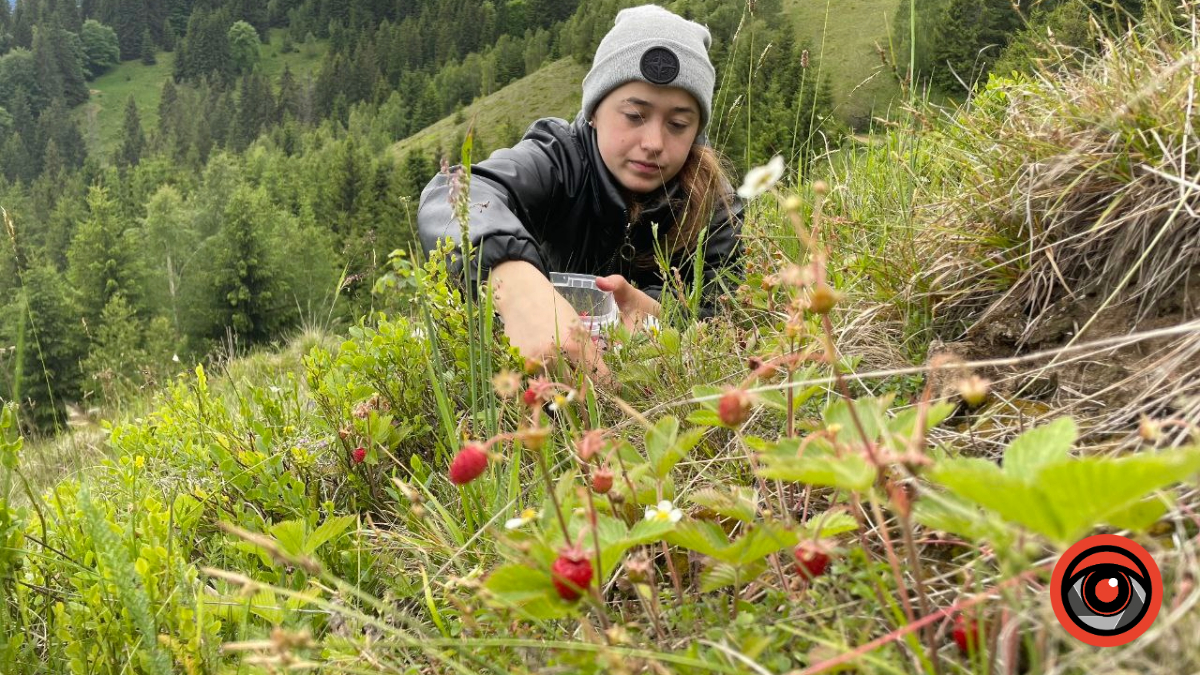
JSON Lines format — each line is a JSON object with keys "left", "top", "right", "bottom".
{"left": 234, "top": 70, "right": 273, "bottom": 150}
{"left": 140, "top": 27, "right": 156, "bottom": 64}
{"left": 67, "top": 185, "right": 143, "bottom": 326}
{"left": 112, "top": 0, "right": 146, "bottom": 60}
{"left": 208, "top": 186, "right": 280, "bottom": 344}
{"left": 159, "top": 16, "right": 174, "bottom": 51}
{"left": 0, "top": 260, "right": 88, "bottom": 431}
{"left": 31, "top": 26, "right": 65, "bottom": 106}
{"left": 175, "top": 7, "right": 232, "bottom": 83}
{"left": 11, "top": 0, "right": 33, "bottom": 48}
{"left": 275, "top": 64, "right": 299, "bottom": 123}
{"left": 80, "top": 292, "right": 148, "bottom": 405}
{"left": 156, "top": 77, "right": 178, "bottom": 150}
{"left": 36, "top": 97, "right": 87, "bottom": 173}
{"left": 114, "top": 95, "right": 145, "bottom": 168}
{"left": 1, "top": 132, "right": 34, "bottom": 184}
{"left": 54, "top": 25, "right": 90, "bottom": 105}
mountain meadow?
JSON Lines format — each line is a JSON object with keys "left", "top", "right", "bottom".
{"left": 2, "top": 0, "right": 1199, "bottom": 673}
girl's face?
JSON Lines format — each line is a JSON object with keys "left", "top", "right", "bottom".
{"left": 592, "top": 81, "right": 701, "bottom": 194}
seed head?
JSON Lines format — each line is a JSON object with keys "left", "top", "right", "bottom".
{"left": 957, "top": 375, "right": 990, "bottom": 408}
{"left": 807, "top": 283, "right": 840, "bottom": 315}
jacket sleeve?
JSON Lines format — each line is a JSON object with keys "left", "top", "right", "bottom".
{"left": 416, "top": 118, "right": 577, "bottom": 289}
{"left": 642, "top": 186, "right": 744, "bottom": 320}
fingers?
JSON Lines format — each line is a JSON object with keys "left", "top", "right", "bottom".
{"left": 595, "top": 274, "right": 629, "bottom": 296}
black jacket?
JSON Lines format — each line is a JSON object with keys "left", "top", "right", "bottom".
{"left": 416, "top": 112, "right": 743, "bottom": 318}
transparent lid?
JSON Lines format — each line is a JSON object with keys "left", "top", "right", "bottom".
{"left": 550, "top": 273, "right": 618, "bottom": 335}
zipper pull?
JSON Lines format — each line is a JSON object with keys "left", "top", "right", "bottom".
{"left": 619, "top": 221, "right": 635, "bottom": 262}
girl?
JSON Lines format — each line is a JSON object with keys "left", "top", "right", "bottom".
{"left": 417, "top": 4, "right": 743, "bottom": 379}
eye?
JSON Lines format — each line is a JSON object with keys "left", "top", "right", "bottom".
{"left": 669, "top": 121, "right": 691, "bottom": 132}
{"left": 624, "top": 112, "right": 644, "bottom": 123}
{"left": 1062, "top": 549, "right": 1151, "bottom": 635}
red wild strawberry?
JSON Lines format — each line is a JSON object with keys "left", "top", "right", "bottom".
{"left": 591, "top": 467, "right": 614, "bottom": 494}
{"left": 522, "top": 388, "right": 539, "bottom": 406}
{"left": 952, "top": 614, "right": 982, "bottom": 654}
{"left": 718, "top": 388, "right": 752, "bottom": 427}
{"left": 351, "top": 447, "right": 367, "bottom": 464}
{"left": 551, "top": 547, "right": 594, "bottom": 601}
{"left": 793, "top": 541, "right": 831, "bottom": 579}
{"left": 448, "top": 443, "right": 488, "bottom": 485}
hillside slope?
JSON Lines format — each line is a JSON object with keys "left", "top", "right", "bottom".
{"left": 389, "top": 58, "right": 588, "bottom": 163}
{"left": 75, "top": 28, "right": 328, "bottom": 157}
{"left": 789, "top": 0, "right": 901, "bottom": 129}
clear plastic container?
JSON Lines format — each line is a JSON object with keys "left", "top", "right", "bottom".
{"left": 550, "top": 272, "right": 618, "bottom": 336}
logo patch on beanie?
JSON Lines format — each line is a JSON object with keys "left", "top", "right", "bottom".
{"left": 640, "top": 47, "right": 680, "bottom": 85}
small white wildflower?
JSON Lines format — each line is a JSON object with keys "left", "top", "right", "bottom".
{"left": 736, "top": 155, "right": 785, "bottom": 200}
{"left": 644, "top": 500, "right": 683, "bottom": 523}
{"left": 172, "top": 353, "right": 180, "bottom": 363}
{"left": 504, "top": 508, "right": 540, "bottom": 530}
{"left": 548, "top": 390, "right": 576, "bottom": 413}
{"left": 642, "top": 315, "right": 661, "bottom": 335}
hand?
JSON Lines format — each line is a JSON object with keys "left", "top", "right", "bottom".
{"left": 490, "top": 261, "right": 611, "bottom": 382}
{"left": 595, "top": 274, "right": 661, "bottom": 332}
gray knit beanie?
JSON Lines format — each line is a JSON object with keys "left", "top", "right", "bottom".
{"left": 581, "top": 5, "right": 715, "bottom": 129}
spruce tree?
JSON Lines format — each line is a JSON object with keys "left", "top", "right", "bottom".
{"left": 67, "top": 185, "right": 143, "bottom": 326}
{"left": 54, "top": 26, "right": 90, "bottom": 105}
{"left": 112, "top": 0, "right": 146, "bottom": 60}
{"left": 156, "top": 77, "right": 178, "bottom": 149}
{"left": 114, "top": 95, "right": 145, "bottom": 168}
{"left": 1, "top": 132, "right": 34, "bottom": 184}
{"left": 159, "top": 16, "right": 174, "bottom": 51}
{"left": 275, "top": 64, "right": 299, "bottom": 123}
{"left": 0, "top": 260, "right": 88, "bottom": 431}
{"left": 140, "top": 27, "right": 156, "bottom": 64}
{"left": 31, "top": 26, "right": 65, "bottom": 106}
{"left": 209, "top": 185, "right": 279, "bottom": 344}
{"left": 11, "top": 0, "right": 33, "bottom": 48}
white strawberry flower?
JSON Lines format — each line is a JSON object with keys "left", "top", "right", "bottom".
{"left": 736, "top": 155, "right": 786, "bottom": 200}
{"left": 504, "top": 508, "right": 541, "bottom": 530}
{"left": 548, "top": 390, "right": 576, "bottom": 413}
{"left": 644, "top": 500, "right": 683, "bottom": 523}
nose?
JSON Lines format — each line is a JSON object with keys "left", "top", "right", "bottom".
{"left": 640, "top": 122, "right": 665, "bottom": 155}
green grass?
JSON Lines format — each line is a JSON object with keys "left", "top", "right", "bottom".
{"left": 75, "top": 28, "right": 329, "bottom": 158}
{"left": 389, "top": 58, "right": 589, "bottom": 163}
{"left": 77, "top": 50, "right": 177, "bottom": 158}
{"left": 788, "top": 0, "right": 903, "bottom": 130}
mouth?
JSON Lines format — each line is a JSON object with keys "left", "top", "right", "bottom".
{"left": 628, "top": 160, "right": 661, "bottom": 174}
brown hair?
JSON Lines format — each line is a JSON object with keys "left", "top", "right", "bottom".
{"left": 628, "top": 144, "right": 734, "bottom": 271}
